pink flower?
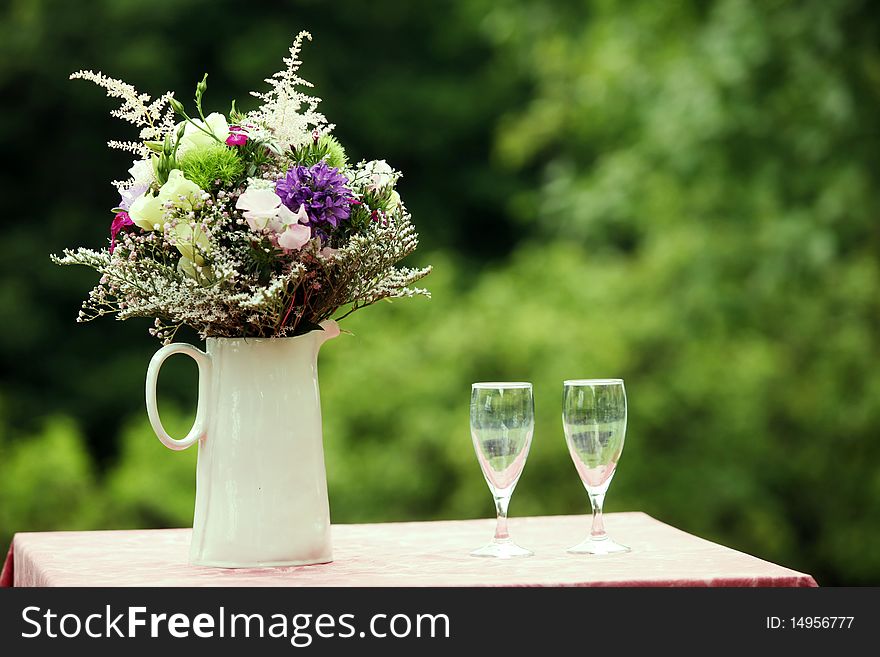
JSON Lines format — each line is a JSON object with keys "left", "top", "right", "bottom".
{"left": 237, "top": 187, "right": 311, "bottom": 250}
{"left": 226, "top": 133, "right": 248, "bottom": 147}
{"left": 278, "top": 223, "right": 311, "bottom": 251}
{"left": 226, "top": 125, "right": 249, "bottom": 147}
{"left": 109, "top": 211, "right": 133, "bottom": 254}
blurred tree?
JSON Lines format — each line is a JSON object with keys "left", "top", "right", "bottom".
{"left": 0, "top": 0, "right": 527, "bottom": 456}
{"left": 0, "top": 413, "right": 102, "bottom": 537}
{"left": 103, "top": 408, "right": 198, "bottom": 530}
{"left": 477, "top": 0, "right": 880, "bottom": 584}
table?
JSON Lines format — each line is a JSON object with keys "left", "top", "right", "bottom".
{"left": 0, "top": 512, "right": 817, "bottom": 587}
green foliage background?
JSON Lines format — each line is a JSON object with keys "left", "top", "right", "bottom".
{"left": 2, "top": 0, "right": 880, "bottom": 585}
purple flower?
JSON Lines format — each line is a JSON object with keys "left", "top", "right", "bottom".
{"left": 275, "top": 162, "right": 353, "bottom": 233}
{"left": 109, "top": 211, "right": 133, "bottom": 254}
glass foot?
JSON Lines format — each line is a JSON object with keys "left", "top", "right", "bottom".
{"left": 567, "top": 536, "right": 631, "bottom": 555}
{"left": 470, "top": 538, "right": 534, "bottom": 558}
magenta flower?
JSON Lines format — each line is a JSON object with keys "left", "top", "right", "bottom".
{"left": 226, "top": 126, "right": 248, "bottom": 147}
{"left": 109, "top": 211, "right": 134, "bottom": 254}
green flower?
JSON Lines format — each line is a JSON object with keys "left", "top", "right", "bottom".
{"left": 179, "top": 145, "right": 245, "bottom": 190}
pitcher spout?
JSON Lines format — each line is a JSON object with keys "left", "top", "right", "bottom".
{"left": 317, "top": 319, "right": 341, "bottom": 347}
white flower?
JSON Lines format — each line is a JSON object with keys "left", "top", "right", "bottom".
{"left": 243, "top": 177, "right": 276, "bottom": 192}
{"left": 246, "top": 31, "right": 328, "bottom": 151}
{"left": 177, "top": 112, "right": 229, "bottom": 155}
{"left": 236, "top": 188, "right": 284, "bottom": 233}
{"left": 236, "top": 189, "right": 311, "bottom": 251}
{"left": 119, "top": 158, "right": 156, "bottom": 210}
{"left": 177, "top": 255, "right": 215, "bottom": 283}
{"left": 160, "top": 169, "right": 202, "bottom": 211}
{"left": 387, "top": 190, "right": 401, "bottom": 210}
{"left": 129, "top": 158, "right": 155, "bottom": 185}
{"left": 129, "top": 193, "right": 165, "bottom": 231}
{"left": 173, "top": 222, "right": 211, "bottom": 266}
{"left": 278, "top": 203, "right": 309, "bottom": 226}
{"left": 130, "top": 169, "right": 206, "bottom": 260}
{"left": 364, "top": 159, "right": 395, "bottom": 190}
{"left": 177, "top": 256, "right": 199, "bottom": 280}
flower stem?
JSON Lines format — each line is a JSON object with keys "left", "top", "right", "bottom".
{"left": 183, "top": 115, "right": 225, "bottom": 145}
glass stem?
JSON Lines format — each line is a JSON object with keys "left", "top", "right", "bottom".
{"left": 589, "top": 492, "right": 607, "bottom": 540}
{"left": 494, "top": 495, "right": 510, "bottom": 542}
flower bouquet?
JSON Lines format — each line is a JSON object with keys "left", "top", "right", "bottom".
{"left": 53, "top": 31, "right": 430, "bottom": 342}
{"left": 52, "top": 33, "right": 431, "bottom": 568}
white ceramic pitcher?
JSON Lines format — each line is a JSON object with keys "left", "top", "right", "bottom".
{"left": 145, "top": 320, "right": 340, "bottom": 568}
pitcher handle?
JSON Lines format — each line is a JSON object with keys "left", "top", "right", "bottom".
{"left": 146, "top": 343, "right": 212, "bottom": 451}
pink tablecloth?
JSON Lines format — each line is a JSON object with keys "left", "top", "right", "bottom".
{"left": 1, "top": 512, "right": 817, "bottom": 587}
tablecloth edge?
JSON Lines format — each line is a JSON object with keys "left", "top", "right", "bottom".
{"left": 627, "top": 514, "right": 819, "bottom": 585}
{"left": 0, "top": 538, "right": 13, "bottom": 588}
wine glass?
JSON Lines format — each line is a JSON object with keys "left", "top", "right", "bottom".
{"left": 469, "top": 382, "right": 535, "bottom": 558}
{"left": 563, "top": 379, "right": 631, "bottom": 555}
